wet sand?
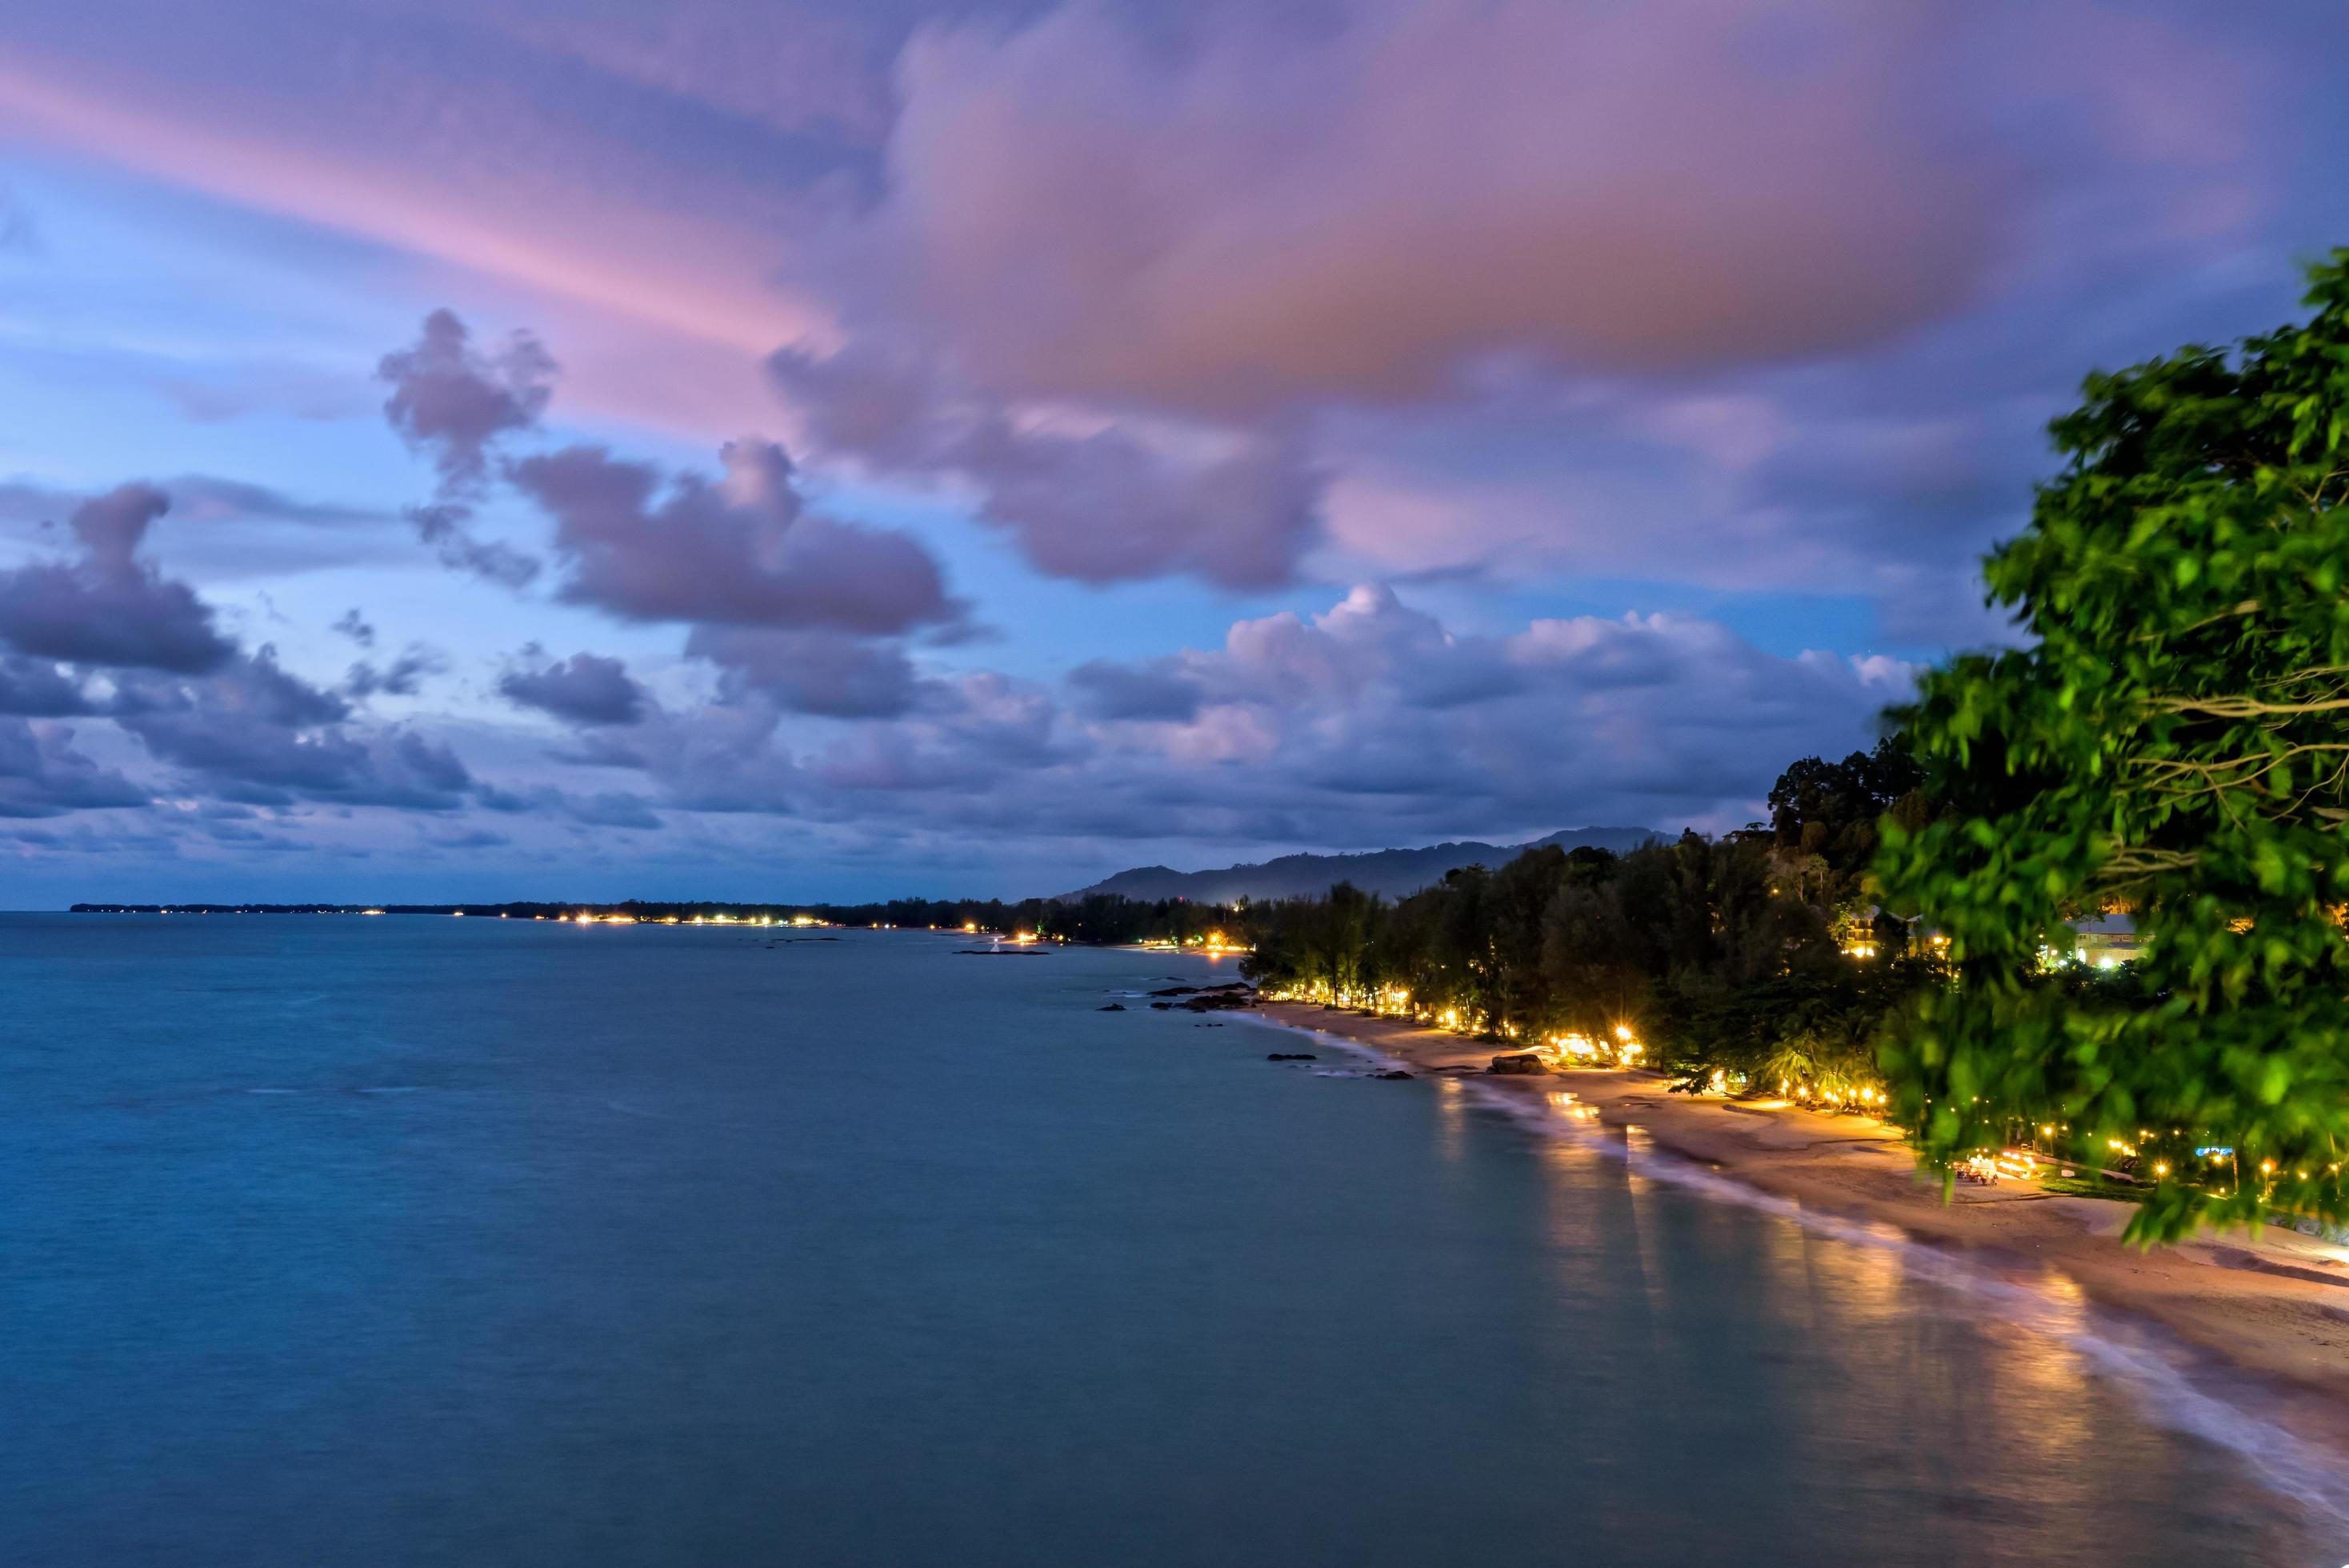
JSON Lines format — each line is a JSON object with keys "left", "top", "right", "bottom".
{"left": 1255, "top": 1001, "right": 2349, "bottom": 1454}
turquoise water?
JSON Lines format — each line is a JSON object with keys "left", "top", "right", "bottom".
{"left": 0, "top": 914, "right": 2335, "bottom": 1565}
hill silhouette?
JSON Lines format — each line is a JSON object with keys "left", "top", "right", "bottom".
{"left": 1058, "top": 826, "right": 1662, "bottom": 904}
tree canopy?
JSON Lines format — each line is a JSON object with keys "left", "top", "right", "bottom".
{"left": 1768, "top": 735, "right": 1924, "bottom": 900}
{"left": 1877, "top": 251, "right": 2349, "bottom": 1241}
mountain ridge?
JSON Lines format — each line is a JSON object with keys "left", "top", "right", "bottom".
{"left": 1057, "top": 826, "right": 1664, "bottom": 905}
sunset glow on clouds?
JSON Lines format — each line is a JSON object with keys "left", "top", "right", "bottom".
{"left": 2, "top": 0, "right": 2345, "bottom": 901}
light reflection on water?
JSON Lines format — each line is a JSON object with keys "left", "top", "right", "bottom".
{"left": 0, "top": 918, "right": 2338, "bottom": 1567}
{"left": 1277, "top": 1012, "right": 2348, "bottom": 1561}
{"left": 1432, "top": 1072, "right": 1467, "bottom": 1164}
{"left": 1522, "top": 1110, "right": 2335, "bottom": 1563}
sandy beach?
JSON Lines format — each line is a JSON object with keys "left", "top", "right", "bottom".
{"left": 1255, "top": 1000, "right": 2349, "bottom": 1453}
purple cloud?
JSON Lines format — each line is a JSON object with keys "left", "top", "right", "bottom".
{"left": 498, "top": 649, "right": 650, "bottom": 726}
{"left": 344, "top": 645, "right": 447, "bottom": 700}
{"left": 780, "top": 585, "right": 1915, "bottom": 850}
{"left": 112, "top": 649, "right": 477, "bottom": 810}
{"left": 806, "top": 3, "right": 2011, "bottom": 413}
{"left": 0, "top": 656, "right": 99, "bottom": 718}
{"left": 379, "top": 308, "right": 556, "bottom": 490}
{"left": 409, "top": 500, "right": 541, "bottom": 589}
{"left": 772, "top": 343, "right": 1323, "bottom": 589}
{"left": 378, "top": 310, "right": 554, "bottom": 585}
{"left": 686, "top": 626, "right": 918, "bottom": 719}
{"left": 510, "top": 437, "right": 959, "bottom": 634}
{"left": 0, "top": 718, "right": 146, "bottom": 818}
{"left": 471, "top": 782, "right": 666, "bottom": 832}
{"left": 0, "top": 485, "right": 236, "bottom": 673}
{"left": 1066, "top": 658, "right": 1201, "bottom": 723}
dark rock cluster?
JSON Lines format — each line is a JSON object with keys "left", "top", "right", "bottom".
{"left": 1142, "top": 982, "right": 1256, "bottom": 1013}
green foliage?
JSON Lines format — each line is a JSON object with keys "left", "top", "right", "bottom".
{"left": 1768, "top": 737, "right": 1925, "bottom": 904}
{"left": 1667, "top": 959, "right": 1939, "bottom": 1100}
{"left": 1877, "top": 251, "right": 2349, "bottom": 1242}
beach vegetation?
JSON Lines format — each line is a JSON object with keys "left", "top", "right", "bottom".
{"left": 1239, "top": 813, "right": 1936, "bottom": 1095}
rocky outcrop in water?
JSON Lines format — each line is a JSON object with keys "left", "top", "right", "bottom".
{"left": 1163, "top": 982, "right": 1258, "bottom": 1013}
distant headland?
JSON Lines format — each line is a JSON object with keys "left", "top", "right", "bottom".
{"left": 70, "top": 826, "right": 1670, "bottom": 938}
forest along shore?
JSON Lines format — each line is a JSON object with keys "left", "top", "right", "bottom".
{"left": 1255, "top": 1001, "right": 2349, "bottom": 1446}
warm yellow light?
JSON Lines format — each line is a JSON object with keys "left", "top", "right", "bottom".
{"left": 962, "top": 922, "right": 978, "bottom": 934}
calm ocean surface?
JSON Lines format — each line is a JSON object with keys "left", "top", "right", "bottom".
{"left": 0, "top": 913, "right": 2336, "bottom": 1566}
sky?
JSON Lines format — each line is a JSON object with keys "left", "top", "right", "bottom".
{"left": 2, "top": 0, "right": 2346, "bottom": 905}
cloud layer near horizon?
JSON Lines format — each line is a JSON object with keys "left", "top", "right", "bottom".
{"left": 0, "top": 358, "right": 1911, "bottom": 892}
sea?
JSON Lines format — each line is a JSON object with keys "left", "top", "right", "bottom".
{"left": 1, "top": 912, "right": 2340, "bottom": 1566}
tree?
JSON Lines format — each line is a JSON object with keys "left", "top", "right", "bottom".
{"left": 1540, "top": 872, "right": 1651, "bottom": 1040}
{"left": 1877, "top": 251, "right": 2349, "bottom": 1242}
{"left": 1675, "top": 961, "right": 1937, "bottom": 1101}
{"left": 1313, "top": 882, "right": 1379, "bottom": 1002}
{"left": 1767, "top": 737, "right": 1923, "bottom": 903}
{"left": 1488, "top": 846, "right": 1567, "bottom": 1034}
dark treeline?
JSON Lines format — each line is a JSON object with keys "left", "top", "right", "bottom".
{"left": 787, "top": 894, "right": 1241, "bottom": 943}
{"left": 1238, "top": 740, "right": 1941, "bottom": 1094}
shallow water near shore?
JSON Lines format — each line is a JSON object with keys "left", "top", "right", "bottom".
{"left": 0, "top": 914, "right": 2337, "bottom": 1566}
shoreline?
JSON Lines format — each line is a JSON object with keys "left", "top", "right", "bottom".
{"left": 1253, "top": 1000, "right": 2349, "bottom": 1466}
